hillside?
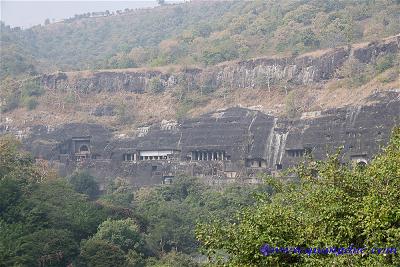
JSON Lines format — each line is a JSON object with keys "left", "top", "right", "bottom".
{"left": 1, "top": 34, "right": 399, "bottom": 134}
{"left": 1, "top": 1, "right": 400, "bottom": 266}
{"left": 1, "top": 0, "right": 400, "bottom": 78}
{"left": 0, "top": 0, "right": 399, "bottom": 131}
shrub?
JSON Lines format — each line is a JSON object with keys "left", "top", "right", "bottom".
{"left": 285, "top": 90, "right": 301, "bottom": 118}
{"left": 92, "top": 218, "right": 145, "bottom": 253}
{"left": 1, "top": 94, "right": 20, "bottom": 113}
{"left": 79, "top": 239, "right": 126, "bottom": 267}
{"left": 20, "top": 80, "right": 44, "bottom": 97}
{"left": 24, "top": 97, "right": 38, "bottom": 110}
{"left": 375, "top": 54, "right": 395, "bottom": 73}
{"left": 337, "top": 58, "right": 374, "bottom": 87}
{"left": 198, "top": 72, "right": 218, "bottom": 95}
{"left": 14, "top": 229, "right": 79, "bottom": 267}
{"left": 377, "top": 68, "right": 399, "bottom": 83}
{"left": 116, "top": 103, "right": 135, "bottom": 125}
{"left": 148, "top": 77, "right": 165, "bottom": 93}
{"left": 1, "top": 79, "right": 43, "bottom": 112}
{"left": 69, "top": 171, "right": 100, "bottom": 199}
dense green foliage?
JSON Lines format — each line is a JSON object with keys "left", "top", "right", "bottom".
{"left": 1, "top": 125, "right": 399, "bottom": 267}
{"left": 196, "top": 128, "right": 400, "bottom": 266}
{"left": 1, "top": 0, "right": 399, "bottom": 75}
{"left": 69, "top": 171, "right": 100, "bottom": 200}
{"left": 0, "top": 137, "right": 107, "bottom": 266}
{"left": 0, "top": 136, "right": 269, "bottom": 266}
{"left": 0, "top": 78, "right": 44, "bottom": 112}
{"left": 133, "top": 176, "right": 271, "bottom": 257}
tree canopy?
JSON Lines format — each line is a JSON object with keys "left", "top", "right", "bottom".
{"left": 196, "top": 127, "right": 400, "bottom": 266}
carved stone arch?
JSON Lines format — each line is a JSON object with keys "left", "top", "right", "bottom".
{"left": 79, "top": 144, "right": 89, "bottom": 153}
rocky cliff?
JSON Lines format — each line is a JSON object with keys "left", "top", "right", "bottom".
{"left": 39, "top": 35, "right": 399, "bottom": 93}
{"left": 2, "top": 90, "right": 398, "bottom": 187}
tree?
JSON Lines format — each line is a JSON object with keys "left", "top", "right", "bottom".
{"left": 14, "top": 229, "right": 79, "bottom": 267}
{"left": 375, "top": 53, "right": 395, "bottom": 73}
{"left": 100, "top": 177, "right": 134, "bottom": 207}
{"left": 27, "top": 179, "right": 107, "bottom": 240}
{"left": 284, "top": 90, "right": 301, "bottom": 118}
{"left": 0, "top": 136, "right": 41, "bottom": 186}
{"left": 196, "top": 128, "right": 400, "bottom": 266}
{"left": 79, "top": 239, "right": 126, "bottom": 267}
{"left": 93, "top": 218, "right": 145, "bottom": 253}
{"left": 68, "top": 171, "right": 100, "bottom": 199}
{"left": 147, "top": 251, "right": 199, "bottom": 267}
{"left": 148, "top": 77, "right": 165, "bottom": 93}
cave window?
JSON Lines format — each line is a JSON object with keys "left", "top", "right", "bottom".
{"left": 123, "top": 153, "right": 134, "bottom": 161}
{"left": 152, "top": 165, "right": 158, "bottom": 171}
{"left": 287, "top": 149, "right": 304, "bottom": 157}
{"left": 163, "top": 177, "right": 173, "bottom": 184}
{"left": 357, "top": 161, "right": 367, "bottom": 168}
{"left": 79, "top": 145, "right": 89, "bottom": 153}
{"left": 276, "top": 164, "right": 282, "bottom": 170}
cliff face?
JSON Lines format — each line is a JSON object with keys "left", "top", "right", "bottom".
{"left": 1, "top": 35, "right": 399, "bottom": 186}
{"left": 4, "top": 90, "right": 398, "bottom": 186}
{"left": 39, "top": 35, "right": 399, "bottom": 93}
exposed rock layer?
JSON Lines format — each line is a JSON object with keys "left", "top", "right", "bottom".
{"left": 39, "top": 35, "right": 399, "bottom": 93}
{"left": 2, "top": 90, "right": 398, "bottom": 186}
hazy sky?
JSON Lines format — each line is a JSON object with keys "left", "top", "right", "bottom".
{"left": 1, "top": 1, "right": 163, "bottom": 28}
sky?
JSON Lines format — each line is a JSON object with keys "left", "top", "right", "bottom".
{"left": 0, "top": 1, "right": 163, "bottom": 28}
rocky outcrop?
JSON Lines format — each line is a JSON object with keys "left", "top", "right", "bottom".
{"left": 38, "top": 35, "right": 399, "bottom": 93}
{"left": 3, "top": 90, "right": 398, "bottom": 187}
{"left": 90, "top": 104, "right": 116, "bottom": 117}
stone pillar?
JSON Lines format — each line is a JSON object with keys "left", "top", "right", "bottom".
{"left": 211, "top": 152, "right": 214, "bottom": 161}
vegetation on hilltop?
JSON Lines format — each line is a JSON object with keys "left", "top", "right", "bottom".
{"left": 1, "top": 0, "right": 400, "bottom": 77}
{"left": 1, "top": 0, "right": 399, "bottom": 126}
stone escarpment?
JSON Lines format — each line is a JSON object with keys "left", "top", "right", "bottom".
{"left": 3, "top": 90, "right": 398, "bottom": 187}
{"left": 39, "top": 35, "right": 399, "bottom": 93}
